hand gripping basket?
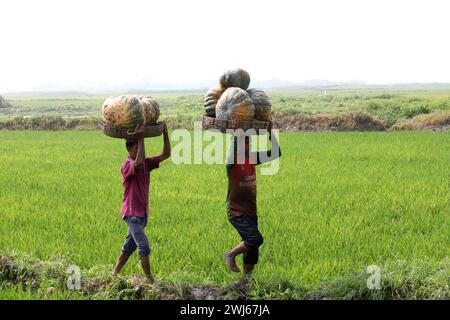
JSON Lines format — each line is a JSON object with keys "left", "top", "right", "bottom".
{"left": 100, "top": 121, "right": 165, "bottom": 140}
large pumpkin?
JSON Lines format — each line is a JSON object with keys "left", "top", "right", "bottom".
{"left": 247, "top": 88, "right": 272, "bottom": 121}
{"left": 140, "top": 96, "right": 160, "bottom": 125}
{"left": 219, "top": 68, "right": 251, "bottom": 90}
{"left": 204, "top": 85, "right": 225, "bottom": 117}
{"left": 216, "top": 87, "right": 255, "bottom": 120}
{"left": 101, "top": 95, "right": 146, "bottom": 128}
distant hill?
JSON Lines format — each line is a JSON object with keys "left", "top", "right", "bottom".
{"left": 3, "top": 81, "right": 450, "bottom": 96}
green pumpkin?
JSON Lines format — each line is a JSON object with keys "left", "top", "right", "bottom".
{"left": 219, "top": 68, "right": 251, "bottom": 90}
{"left": 216, "top": 87, "right": 255, "bottom": 120}
{"left": 247, "top": 88, "right": 272, "bottom": 121}
{"left": 204, "top": 85, "right": 225, "bottom": 117}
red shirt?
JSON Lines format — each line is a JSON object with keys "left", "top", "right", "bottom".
{"left": 226, "top": 158, "right": 257, "bottom": 217}
{"left": 120, "top": 156, "right": 160, "bottom": 218}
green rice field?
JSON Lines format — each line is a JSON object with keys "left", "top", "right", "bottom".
{"left": 0, "top": 130, "right": 448, "bottom": 299}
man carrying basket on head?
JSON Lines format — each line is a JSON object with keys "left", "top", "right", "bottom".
{"left": 224, "top": 122, "right": 281, "bottom": 276}
{"left": 112, "top": 123, "right": 171, "bottom": 284}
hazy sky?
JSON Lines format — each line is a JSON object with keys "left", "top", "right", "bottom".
{"left": 1, "top": 0, "right": 449, "bottom": 92}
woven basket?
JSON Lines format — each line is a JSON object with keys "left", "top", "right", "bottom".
{"left": 101, "top": 121, "right": 165, "bottom": 139}
{"left": 202, "top": 116, "right": 270, "bottom": 134}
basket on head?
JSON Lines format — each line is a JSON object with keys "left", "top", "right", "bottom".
{"left": 100, "top": 121, "right": 165, "bottom": 140}
{"left": 202, "top": 116, "right": 270, "bottom": 135}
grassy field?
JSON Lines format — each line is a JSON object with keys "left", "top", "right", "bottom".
{"left": 0, "top": 130, "right": 448, "bottom": 299}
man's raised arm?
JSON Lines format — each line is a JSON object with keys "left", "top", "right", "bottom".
{"left": 159, "top": 123, "right": 171, "bottom": 162}
{"left": 254, "top": 124, "right": 282, "bottom": 165}
{"left": 134, "top": 125, "right": 146, "bottom": 171}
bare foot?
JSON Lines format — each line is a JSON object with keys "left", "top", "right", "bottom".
{"left": 243, "top": 264, "right": 254, "bottom": 274}
{"left": 224, "top": 251, "right": 240, "bottom": 273}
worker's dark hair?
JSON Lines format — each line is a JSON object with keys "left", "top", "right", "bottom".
{"left": 125, "top": 140, "right": 136, "bottom": 151}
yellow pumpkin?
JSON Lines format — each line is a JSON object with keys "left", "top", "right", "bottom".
{"left": 101, "top": 96, "right": 119, "bottom": 125}
{"left": 140, "top": 96, "right": 160, "bottom": 125}
{"left": 216, "top": 87, "right": 255, "bottom": 120}
{"left": 101, "top": 95, "right": 145, "bottom": 127}
{"left": 247, "top": 88, "right": 272, "bottom": 121}
{"left": 101, "top": 95, "right": 160, "bottom": 127}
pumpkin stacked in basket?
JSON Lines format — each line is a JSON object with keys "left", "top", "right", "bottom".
{"left": 202, "top": 68, "right": 272, "bottom": 132}
{"left": 100, "top": 95, "right": 164, "bottom": 139}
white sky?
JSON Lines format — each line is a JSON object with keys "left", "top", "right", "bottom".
{"left": 1, "top": 0, "right": 450, "bottom": 92}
